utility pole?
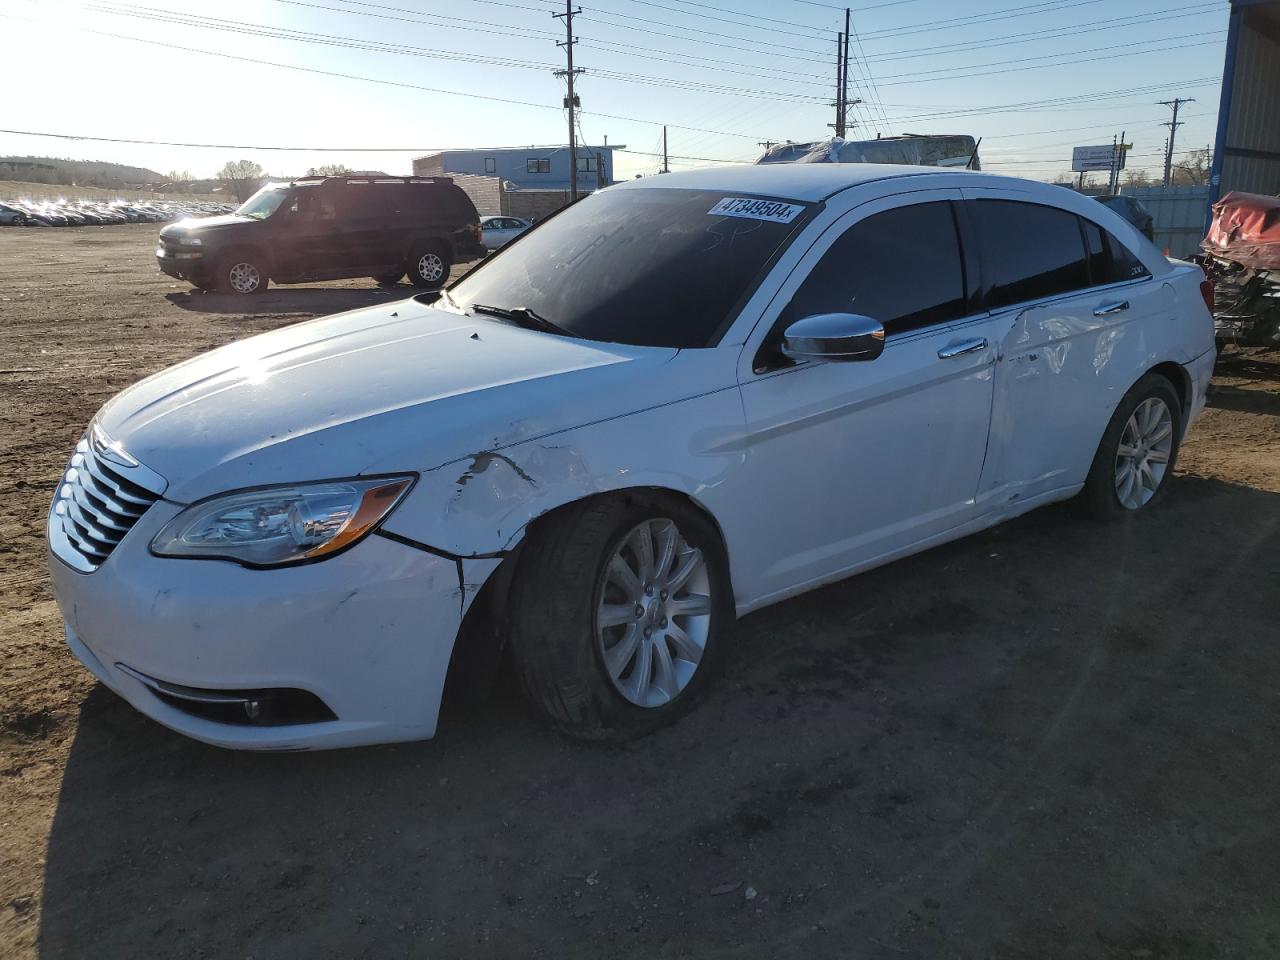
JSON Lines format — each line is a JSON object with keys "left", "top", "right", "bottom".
{"left": 662, "top": 125, "right": 669, "bottom": 174}
{"left": 841, "top": 7, "right": 851, "bottom": 138}
{"left": 832, "top": 31, "right": 845, "bottom": 137}
{"left": 828, "top": 10, "right": 860, "bottom": 140}
{"left": 553, "top": 1, "right": 584, "bottom": 201}
{"left": 758, "top": 140, "right": 777, "bottom": 151}
{"left": 1159, "top": 97, "right": 1194, "bottom": 186}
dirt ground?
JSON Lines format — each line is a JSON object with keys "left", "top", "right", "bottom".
{"left": 1, "top": 224, "right": 1278, "bottom": 960}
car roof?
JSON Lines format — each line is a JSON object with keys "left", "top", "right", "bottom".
{"left": 617, "top": 163, "right": 1048, "bottom": 203}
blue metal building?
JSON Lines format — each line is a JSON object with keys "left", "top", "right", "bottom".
{"left": 1210, "top": 0, "right": 1280, "bottom": 206}
{"left": 413, "top": 145, "right": 622, "bottom": 193}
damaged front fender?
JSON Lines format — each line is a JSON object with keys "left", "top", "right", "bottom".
{"left": 376, "top": 377, "right": 748, "bottom": 562}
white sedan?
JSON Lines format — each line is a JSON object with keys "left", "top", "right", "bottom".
{"left": 479, "top": 215, "right": 531, "bottom": 250}
{"left": 47, "top": 164, "right": 1216, "bottom": 750}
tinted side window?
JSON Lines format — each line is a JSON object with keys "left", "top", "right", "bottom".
{"left": 1081, "top": 218, "right": 1151, "bottom": 284}
{"left": 785, "top": 201, "right": 967, "bottom": 336}
{"left": 973, "top": 200, "right": 1089, "bottom": 307}
{"left": 430, "top": 185, "right": 476, "bottom": 221}
{"left": 331, "top": 185, "right": 388, "bottom": 220}
{"left": 1106, "top": 231, "right": 1150, "bottom": 281}
{"left": 1081, "top": 218, "right": 1110, "bottom": 285}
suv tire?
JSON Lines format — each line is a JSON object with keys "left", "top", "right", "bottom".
{"left": 216, "top": 252, "right": 269, "bottom": 295}
{"left": 409, "top": 245, "right": 451, "bottom": 289}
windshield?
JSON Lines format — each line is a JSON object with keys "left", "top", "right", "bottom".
{"left": 449, "top": 187, "right": 813, "bottom": 348}
{"left": 235, "top": 185, "right": 291, "bottom": 220}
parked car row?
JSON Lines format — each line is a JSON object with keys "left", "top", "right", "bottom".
{"left": 0, "top": 198, "right": 235, "bottom": 227}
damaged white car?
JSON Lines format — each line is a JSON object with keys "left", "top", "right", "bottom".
{"left": 48, "top": 165, "right": 1216, "bottom": 750}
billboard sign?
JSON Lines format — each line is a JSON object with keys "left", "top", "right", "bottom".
{"left": 1072, "top": 144, "right": 1125, "bottom": 173}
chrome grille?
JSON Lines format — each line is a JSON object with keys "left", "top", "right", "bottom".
{"left": 50, "top": 428, "right": 166, "bottom": 572}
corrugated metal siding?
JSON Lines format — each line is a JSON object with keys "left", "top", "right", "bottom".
{"left": 1222, "top": 4, "right": 1280, "bottom": 195}
{"left": 1120, "top": 185, "right": 1212, "bottom": 257}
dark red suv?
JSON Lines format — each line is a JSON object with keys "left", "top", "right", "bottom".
{"left": 157, "top": 175, "right": 485, "bottom": 295}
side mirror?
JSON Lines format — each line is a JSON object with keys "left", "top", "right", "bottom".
{"left": 781, "top": 313, "right": 885, "bottom": 363}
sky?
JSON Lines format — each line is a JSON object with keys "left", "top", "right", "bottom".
{"left": 0, "top": 0, "right": 1229, "bottom": 186}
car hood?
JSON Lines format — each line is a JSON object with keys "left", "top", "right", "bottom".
{"left": 160, "top": 214, "right": 253, "bottom": 236}
{"left": 96, "top": 298, "right": 682, "bottom": 502}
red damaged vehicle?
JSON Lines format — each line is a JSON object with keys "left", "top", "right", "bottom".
{"left": 1198, "top": 191, "right": 1280, "bottom": 348}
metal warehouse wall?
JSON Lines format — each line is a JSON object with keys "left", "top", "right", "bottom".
{"left": 1214, "top": 2, "right": 1280, "bottom": 199}
{"left": 1120, "top": 185, "right": 1212, "bottom": 258}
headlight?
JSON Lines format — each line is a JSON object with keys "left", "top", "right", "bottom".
{"left": 151, "top": 476, "right": 414, "bottom": 567}
{"left": 177, "top": 236, "right": 202, "bottom": 246}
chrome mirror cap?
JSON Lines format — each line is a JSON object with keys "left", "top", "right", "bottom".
{"left": 781, "top": 313, "right": 885, "bottom": 363}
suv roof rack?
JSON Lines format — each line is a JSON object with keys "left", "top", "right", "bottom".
{"left": 288, "top": 175, "right": 455, "bottom": 186}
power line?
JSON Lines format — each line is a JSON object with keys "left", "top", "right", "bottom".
{"left": 0, "top": 13, "right": 778, "bottom": 141}
{"left": 608, "top": 0, "right": 832, "bottom": 41}
{"left": 75, "top": 3, "right": 835, "bottom": 105}
{"left": 864, "top": 2, "right": 1218, "bottom": 64}
{"left": 624, "top": 0, "right": 832, "bottom": 35}
{"left": 879, "top": 77, "right": 1221, "bottom": 123}
{"left": 794, "top": 0, "right": 926, "bottom": 12}
{"left": 870, "top": 31, "right": 1225, "bottom": 83}
{"left": 856, "top": 0, "right": 1110, "bottom": 40}
{"left": 870, "top": 36, "right": 1225, "bottom": 88}
{"left": 273, "top": 0, "right": 839, "bottom": 83}
{"left": 574, "top": 8, "right": 834, "bottom": 62}
{"left": 0, "top": 128, "right": 569, "bottom": 152}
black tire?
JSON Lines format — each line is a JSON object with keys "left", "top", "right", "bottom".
{"left": 1078, "top": 373, "right": 1182, "bottom": 520}
{"left": 507, "top": 493, "right": 733, "bottom": 741}
{"left": 408, "top": 244, "right": 451, "bottom": 289}
{"left": 215, "top": 251, "right": 269, "bottom": 295}
{"left": 373, "top": 273, "right": 403, "bottom": 287}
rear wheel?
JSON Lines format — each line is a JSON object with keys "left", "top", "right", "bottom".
{"left": 373, "top": 273, "right": 403, "bottom": 287}
{"left": 1079, "top": 373, "right": 1182, "bottom": 519}
{"left": 507, "top": 495, "right": 732, "bottom": 741}
{"left": 408, "top": 245, "right": 450, "bottom": 289}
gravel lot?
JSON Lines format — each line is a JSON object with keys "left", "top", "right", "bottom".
{"left": 2, "top": 224, "right": 1279, "bottom": 959}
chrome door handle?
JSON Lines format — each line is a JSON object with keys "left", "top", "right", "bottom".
{"left": 1093, "top": 300, "right": 1129, "bottom": 317}
{"left": 937, "top": 337, "right": 988, "bottom": 359}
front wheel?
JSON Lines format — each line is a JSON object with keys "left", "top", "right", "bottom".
{"left": 216, "top": 254, "right": 268, "bottom": 294}
{"left": 1079, "top": 373, "right": 1182, "bottom": 519}
{"left": 408, "top": 246, "right": 451, "bottom": 289}
{"left": 507, "top": 495, "right": 732, "bottom": 741}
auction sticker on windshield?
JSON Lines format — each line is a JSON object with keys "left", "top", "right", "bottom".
{"left": 708, "top": 197, "right": 805, "bottom": 223}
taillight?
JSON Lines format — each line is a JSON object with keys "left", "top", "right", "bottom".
{"left": 1199, "top": 279, "right": 1215, "bottom": 313}
{"left": 475, "top": 223, "right": 483, "bottom": 243}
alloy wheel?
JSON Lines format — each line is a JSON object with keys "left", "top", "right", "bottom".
{"left": 228, "top": 261, "right": 261, "bottom": 294}
{"left": 596, "top": 518, "right": 712, "bottom": 708}
{"left": 1114, "top": 396, "right": 1174, "bottom": 509}
{"left": 417, "top": 253, "right": 444, "bottom": 283}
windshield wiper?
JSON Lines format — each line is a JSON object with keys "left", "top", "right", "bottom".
{"left": 469, "top": 303, "right": 575, "bottom": 338}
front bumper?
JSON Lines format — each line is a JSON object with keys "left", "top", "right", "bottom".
{"left": 156, "top": 249, "right": 211, "bottom": 285}
{"left": 48, "top": 499, "right": 483, "bottom": 750}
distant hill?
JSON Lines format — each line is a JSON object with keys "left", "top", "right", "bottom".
{"left": 0, "top": 156, "right": 165, "bottom": 189}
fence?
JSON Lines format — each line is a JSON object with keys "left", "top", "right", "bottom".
{"left": 1118, "top": 185, "right": 1211, "bottom": 259}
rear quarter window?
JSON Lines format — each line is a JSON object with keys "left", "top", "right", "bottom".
{"left": 1081, "top": 218, "right": 1151, "bottom": 285}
